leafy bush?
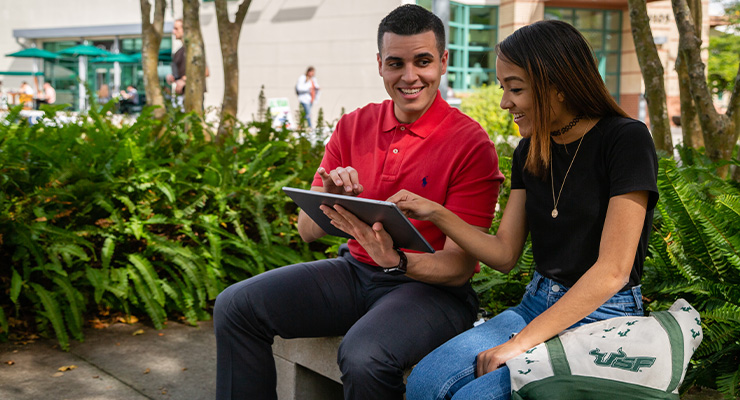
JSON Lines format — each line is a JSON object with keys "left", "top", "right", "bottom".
{"left": 459, "top": 84, "right": 519, "bottom": 156}
{"left": 642, "top": 147, "right": 740, "bottom": 397}
{"left": 461, "top": 84, "right": 532, "bottom": 316}
{"left": 0, "top": 102, "right": 338, "bottom": 350}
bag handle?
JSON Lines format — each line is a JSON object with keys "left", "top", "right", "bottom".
{"left": 651, "top": 311, "right": 685, "bottom": 393}
{"left": 546, "top": 335, "right": 571, "bottom": 376}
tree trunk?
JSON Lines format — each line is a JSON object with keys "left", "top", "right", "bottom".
{"left": 627, "top": 0, "right": 673, "bottom": 153}
{"left": 677, "top": 56, "right": 704, "bottom": 147}
{"left": 183, "top": 0, "right": 206, "bottom": 115}
{"left": 676, "top": 0, "right": 703, "bottom": 148}
{"left": 139, "top": 0, "right": 167, "bottom": 120}
{"left": 672, "top": 0, "right": 737, "bottom": 176}
{"left": 215, "top": 0, "right": 252, "bottom": 140}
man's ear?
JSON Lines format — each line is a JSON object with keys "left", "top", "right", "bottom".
{"left": 557, "top": 91, "right": 565, "bottom": 102}
{"left": 377, "top": 53, "right": 383, "bottom": 76}
{"left": 440, "top": 49, "right": 448, "bottom": 75}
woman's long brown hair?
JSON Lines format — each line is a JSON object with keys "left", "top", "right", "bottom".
{"left": 495, "top": 20, "right": 629, "bottom": 177}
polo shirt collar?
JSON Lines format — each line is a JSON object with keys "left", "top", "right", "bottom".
{"left": 381, "top": 91, "right": 448, "bottom": 138}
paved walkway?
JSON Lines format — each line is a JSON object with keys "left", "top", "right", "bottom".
{"left": 0, "top": 320, "right": 216, "bottom": 400}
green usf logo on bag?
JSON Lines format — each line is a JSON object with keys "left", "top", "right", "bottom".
{"left": 589, "top": 347, "right": 656, "bottom": 372}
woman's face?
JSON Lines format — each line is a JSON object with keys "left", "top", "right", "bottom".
{"left": 496, "top": 57, "right": 564, "bottom": 138}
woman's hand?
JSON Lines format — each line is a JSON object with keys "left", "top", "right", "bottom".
{"left": 321, "top": 204, "right": 399, "bottom": 267}
{"left": 387, "top": 190, "right": 443, "bottom": 222}
{"left": 476, "top": 339, "right": 531, "bottom": 378}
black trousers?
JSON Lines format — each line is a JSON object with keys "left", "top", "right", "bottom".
{"left": 214, "top": 245, "right": 478, "bottom": 400}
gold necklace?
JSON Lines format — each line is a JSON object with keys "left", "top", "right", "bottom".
{"left": 550, "top": 125, "right": 588, "bottom": 219}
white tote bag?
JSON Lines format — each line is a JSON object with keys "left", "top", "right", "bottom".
{"left": 506, "top": 299, "right": 703, "bottom": 399}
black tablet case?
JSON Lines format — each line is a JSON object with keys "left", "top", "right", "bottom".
{"left": 283, "top": 187, "right": 435, "bottom": 253}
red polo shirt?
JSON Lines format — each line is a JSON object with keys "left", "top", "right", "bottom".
{"left": 312, "top": 92, "right": 504, "bottom": 266}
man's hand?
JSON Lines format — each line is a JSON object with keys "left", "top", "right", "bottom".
{"left": 166, "top": 74, "right": 175, "bottom": 84}
{"left": 175, "top": 77, "right": 186, "bottom": 95}
{"left": 317, "top": 166, "right": 364, "bottom": 196}
{"left": 321, "top": 204, "right": 399, "bottom": 267}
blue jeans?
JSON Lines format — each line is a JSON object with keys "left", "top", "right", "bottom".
{"left": 300, "top": 102, "right": 312, "bottom": 127}
{"left": 214, "top": 245, "right": 478, "bottom": 400}
{"left": 406, "top": 271, "right": 644, "bottom": 400}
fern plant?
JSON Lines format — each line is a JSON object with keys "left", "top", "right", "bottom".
{"left": 643, "top": 151, "right": 740, "bottom": 398}
{"left": 0, "top": 97, "right": 338, "bottom": 350}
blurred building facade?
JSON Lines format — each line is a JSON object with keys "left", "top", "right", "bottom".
{"left": 0, "top": 0, "right": 710, "bottom": 125}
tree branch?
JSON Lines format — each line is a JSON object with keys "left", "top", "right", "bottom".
{"left": 140, "top": 0, "right": 151, "bottom": 31}
{"left": 727, "top": 61, "right": 740, "bottom": 119}
{"left": 152, "top": 0, "right": 166, "bottom": 37}
{"left": 628, "top": 0, "right": 672, "bottom": 151}
{"left": 234, "top": 0, "right": 252, "bottom": 27}
{"left": 671, "top": 0, "right": 718, "bottom": 123}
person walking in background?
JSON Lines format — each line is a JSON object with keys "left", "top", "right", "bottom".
{"left": 296, "top": 66, "right": 320, "bottom": 127}
{"left": 35, "top": 82, "right": 56, "bottom": 108}
{"left": 167, "top": 18, "right": 209, "bottom": 111}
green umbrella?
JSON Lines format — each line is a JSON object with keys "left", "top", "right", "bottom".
{"left": 57, "top": 44, "right": 113, "bottom": 57}
{"left": 130, "top": 49, "right": 172, "bottom": 62}
{"left": 5, "top": 47, "right": 60, "bottom": 93}
{"left": 0, "top": 71, "right": 45, "bottom": 76}
{"left": 6, "top": 48, "right": 60, "bottom": 60}
{"left": 90, "top": 53, "right": 137, "bottom": 63}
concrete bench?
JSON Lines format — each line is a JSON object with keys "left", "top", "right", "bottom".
{"left": 273, "top": 336, "right": 411, "bottom": 400}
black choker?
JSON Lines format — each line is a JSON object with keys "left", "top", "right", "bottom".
{"left": 550, "top": 114, "right": 583, "bottom": 136}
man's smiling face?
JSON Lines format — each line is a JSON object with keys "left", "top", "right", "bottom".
{"left": 377, "top": 30, "right": 448, "bottom": 124}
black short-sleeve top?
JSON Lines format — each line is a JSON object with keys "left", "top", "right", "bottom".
{"left": 510, "top": 116, "right": 659, "bottom": 289}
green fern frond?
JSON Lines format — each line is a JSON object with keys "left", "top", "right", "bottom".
{"left": 10, "top": 269, "right": 22, "bottom": 304}
{"left": 86, "top": 266, "right": 108, "bottom": 304}
{"left": 29, "top": 283, "right": 70, "bottom": 351}
{"left": 0, "top": 306, "right": 8, "bottom": 336}
{"left": 101, "top": 237, "right": 115, "bottom": 270}
{"left": 114, "top": 194, "right": 137, "bottom": 214}
{"left": 658, "top": 159, "right": 722, "bottom": 279}
{"left": 715, "top": 361, "right": 740, "bottom": 398}
{"left": 127, "top": 266, "right": 166, "bottom": 329}
{"left": 51, "top": 276, "right": 85, "bottom": 341}
{"left": 155, "top": 182, "right": 176, "bottom": 204}
{"left": 127, "top": 254, "right": 165, "bottom": 306}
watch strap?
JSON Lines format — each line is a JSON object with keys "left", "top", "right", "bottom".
{"left": 383, "top": 249, "right": 407, "bottom": 274}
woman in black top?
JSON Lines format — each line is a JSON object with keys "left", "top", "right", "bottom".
{"left": 392, "top": 20, "right": 659, "bottom": 400}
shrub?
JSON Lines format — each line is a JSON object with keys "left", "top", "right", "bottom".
{"left": 0, "top": 103, "right": 340, "bottom": 350}
{"left": 643, "top": 147, "right": 740, "bottom": 397}
{"left": 459, "top": 84, "right": 519, "bottom": 156}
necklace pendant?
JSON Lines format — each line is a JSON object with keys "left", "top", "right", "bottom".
{"left": 551, "top": 209, "right": 559, "bottom": 218}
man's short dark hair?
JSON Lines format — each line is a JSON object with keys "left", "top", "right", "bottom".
{"left": 377, "top": 4, "right": 445, "bottom": 57}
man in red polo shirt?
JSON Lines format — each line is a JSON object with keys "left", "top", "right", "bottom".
{"left": 214, "top": 5, "right": 504, "bottom": 400}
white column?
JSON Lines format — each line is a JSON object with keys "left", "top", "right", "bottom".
{"left": 79, "top": 55, "right": 87, "bottom": 111}
{"left": 113, "top": 36, "right": 121, "bottom": 93}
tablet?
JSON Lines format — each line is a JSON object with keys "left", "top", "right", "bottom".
{"left": 283, "top": 187, "right": 435, "bottom": 253}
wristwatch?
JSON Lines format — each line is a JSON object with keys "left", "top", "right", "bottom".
{"left": 383, "top": 249, "right": 407, "bottom": 275}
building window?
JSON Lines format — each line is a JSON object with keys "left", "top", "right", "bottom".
{"left": 544, "top": 7, "right": 622, "bottom": 102}
{"left": 418, "top": 1, "right": 498, "bottom": 92}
